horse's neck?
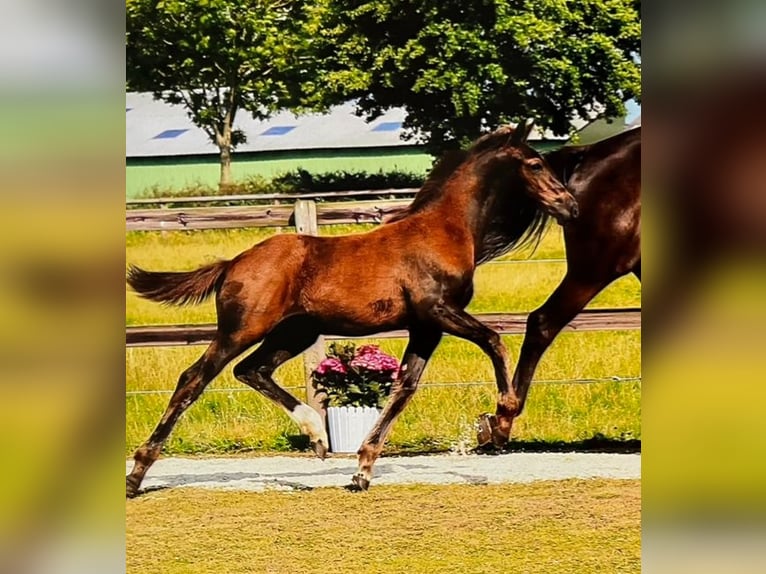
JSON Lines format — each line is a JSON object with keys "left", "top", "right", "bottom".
{"left": 420, "top": 170, "right": 500, "bottom": 251}
{"left": 412, "top": 166, "right": 540, "bottom": 265}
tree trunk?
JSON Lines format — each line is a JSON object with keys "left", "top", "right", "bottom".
{"left": 219, "top": 145, "right": 232, "bottom": 188}
{"left": 216, "top": 127, "right": 233, "bottom": 191}
{"left": 216, "top": 94, "right": 236, "bottom": 191}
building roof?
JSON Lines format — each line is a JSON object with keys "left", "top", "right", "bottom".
{"left": 572, "top": 99, "right": 641, "bottom": 144}
{"left": 126, "top": 92, "right": 579, "bottom": 158}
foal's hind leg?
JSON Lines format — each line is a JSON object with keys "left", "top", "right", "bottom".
{"left": 126, "top": 337, "right": 244, "bottom": 498}
{"left": 427, "top": 302, "right": 520, "bottom": 448}
{"left": 232, "top": 317, "right": 329, "bottom": 457}
{"left": 352, "top": 327, "right": 441, "bottom": 490}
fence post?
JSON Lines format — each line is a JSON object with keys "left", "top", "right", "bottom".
{"left": 294, "top": 199, "right": 327, "bottom": 424}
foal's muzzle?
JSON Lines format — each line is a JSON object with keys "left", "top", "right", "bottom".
{"left": 550, "top": 193, "right": 579, "bottom": 224}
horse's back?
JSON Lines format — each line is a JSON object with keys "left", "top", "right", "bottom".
{"left": 295, "top": 220, "right": 473, "bottom": 333}
{"left": 562, "top": 128, "right": 641, "bottom": 275}
{"left": 568, "top": 127, "right": 640, "bottom": 203}
{"left": 220, "top": 233, "right": 310, "bottom": 312}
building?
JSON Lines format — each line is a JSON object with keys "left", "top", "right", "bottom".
{"left": 126, "top": 92, "right": 638, "bottom": 198}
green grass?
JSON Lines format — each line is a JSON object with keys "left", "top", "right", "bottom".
{"left": 126, "top": 224, "right": 641, "bottom": 455}
{"left": 126, "top": 480, "right": 641, "bottom": 574}
{"left": 126, "top": 332, "right": 640, "bottom": 455}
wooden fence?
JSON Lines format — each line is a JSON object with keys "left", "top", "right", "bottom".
{"left": 126, "top": 188, "right": 419, "bottom": 207}
{"left": 126, "top": 199, "right": 409, "bottom": 231}
{"left": 126, "top": 309, "right": 640, "bottom": 347}
{"left": 126, "top": 192, "right": 641, "bottom": 417}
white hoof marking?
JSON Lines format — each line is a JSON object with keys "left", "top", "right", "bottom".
{"left": 290, "top": 404, "right": 328, "bottom": 444}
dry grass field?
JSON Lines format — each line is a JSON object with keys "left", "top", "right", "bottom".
{"left": 126, "top": 479, "right": 641, "bottom": 574}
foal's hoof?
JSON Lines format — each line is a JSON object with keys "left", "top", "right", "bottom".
{"left": 310, "top": 439, "right": 328, "bottom": 460}
{"left": 126, "top": 476, "right": 141, "bottom": 499}
{"left": 350, "top": 473, "right": 370, "bottom": 492}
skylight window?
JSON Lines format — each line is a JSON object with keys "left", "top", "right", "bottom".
{"left": 372, "top": 122, "right": 402, "bottom": 132}
{"left": 261, "top": 126, "right": 296, "bottom": 136}
{"left": 153, "top": 129, "right": 188, "bottom": 139}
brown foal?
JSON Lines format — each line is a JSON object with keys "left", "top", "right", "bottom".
{"left": 126, "top": 120, "right": 578, "bottom": 496}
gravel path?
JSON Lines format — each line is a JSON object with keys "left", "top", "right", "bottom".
{"left": 128, "top": 452, "right": 640, "bottom": 493}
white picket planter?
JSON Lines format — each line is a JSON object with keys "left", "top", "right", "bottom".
{"left": 326, "top": 406, "right": 381, "bottom": 453}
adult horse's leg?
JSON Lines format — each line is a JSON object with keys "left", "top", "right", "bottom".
{"left": 486, "top": 273, "right": 614, "bottom": 448}
{"left": 428, "top": 303, "right": 520, "bottom": 448}
{"left": 232, "top": 316, "right": 329, "bottom": 457}
{"left": 126, "top": 336, "right": 244, "bottom": 498}
{"left": 352, "top": 327, "right": 442, "bottom": 490}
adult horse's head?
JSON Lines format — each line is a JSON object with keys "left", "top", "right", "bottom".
{"left": 486, "top": 120, "right": 579, "bottom": 224}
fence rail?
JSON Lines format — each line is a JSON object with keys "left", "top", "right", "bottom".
{"left": 126, "top": 188, "right": 420, "bottom": 206}
{"left": 125, "top": 308, "right": 640, "bottom": 347}
{"left": 126, "top": 199, "right": 410, "bottom": 231}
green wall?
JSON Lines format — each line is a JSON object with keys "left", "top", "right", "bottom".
{"left": 126, "top": 141, "right": 566, "bottom": 198}
{"left": 126, "top": 147, "right": 435, "bottom": 198}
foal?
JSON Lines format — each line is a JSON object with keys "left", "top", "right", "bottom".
{"left": 126, "top": 121, "right": 578, "bottom": 496}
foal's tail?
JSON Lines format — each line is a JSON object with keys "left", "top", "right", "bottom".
{"left": 126, "top": 260, "right": 229, "bottom": 306}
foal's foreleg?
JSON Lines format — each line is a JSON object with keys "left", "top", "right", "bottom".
{"left": 428, "top": 302, "right": 518, "bottom": 448}
{"left": 353, "top": 328, "right": 441, "bottom": 490}
{"left": 126, "top": 338, "right": 236, "bottom": 498}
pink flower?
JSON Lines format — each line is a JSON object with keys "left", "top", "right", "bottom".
{"left": 350, "top": 347, "right": 399, "bottom": 373}
{"left": 315, "top": 357, "right": 347, "bottom": 375}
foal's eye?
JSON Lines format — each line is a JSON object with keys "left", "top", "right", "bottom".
{"left": 529, "top": 162, "right": 544, "bottom": 173}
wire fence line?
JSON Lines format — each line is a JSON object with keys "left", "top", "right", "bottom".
{"left": 125, "top": 375, "right": 641, "bottom": 396}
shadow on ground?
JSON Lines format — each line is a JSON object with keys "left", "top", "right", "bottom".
{"left": 491, "top": 437, "right": 641, "bottom": 455}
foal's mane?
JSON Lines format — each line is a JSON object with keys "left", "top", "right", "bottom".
{"left": 387, "top": 127, "right": 550, "bottom": 261}
{"left": 388, "top": 128, "right": 516, "bottom": 222}
{"left": 389, "top": 149, "right": 469, "bottom": 219}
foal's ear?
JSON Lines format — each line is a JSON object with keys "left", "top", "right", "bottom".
{"left": 511, "top": 118, "right": 535, "bottom": 145}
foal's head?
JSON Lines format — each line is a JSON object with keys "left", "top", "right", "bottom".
{"left": 476, "top": 120, "right": 579, "bottom": 223}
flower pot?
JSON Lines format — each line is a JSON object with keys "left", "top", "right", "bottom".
{"left": 326, "top": 406, "right": 381, "bottom": 453}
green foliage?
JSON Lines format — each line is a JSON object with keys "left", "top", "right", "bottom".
{"left": 126, "top": 0, "right": 640, "bottom": 175}
{"left": 271, "top": 167, "right": 424, "bottom": 193}
{"left": 126, "top": 0, "right": 321, "bottom": 182}
{"left": 133, "top": 168, "right": 425, "bottom": 200}
{"left": 316, "top": 0, "right": 641, "bottom": 152}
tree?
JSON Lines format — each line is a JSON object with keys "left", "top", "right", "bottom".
{"left": 126, "top": 0, "right": 320, "bottom": 187}
{"left": 317, "top": 0, "right": 641, "bottom": 153}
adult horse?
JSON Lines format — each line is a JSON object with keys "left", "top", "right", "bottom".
{"left": 476, "top": 126, "right": 641, "bottom": 447}
{"left": 125, "top": 121, "right": 578, "bottom": 497}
